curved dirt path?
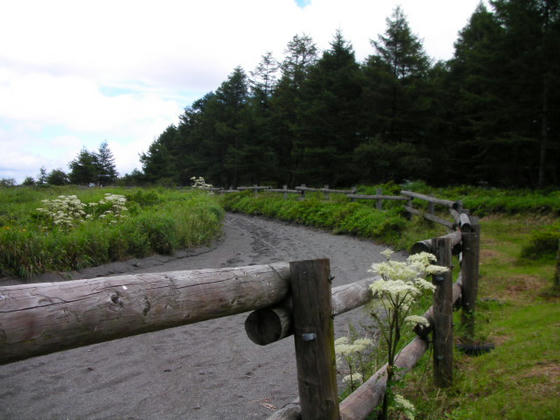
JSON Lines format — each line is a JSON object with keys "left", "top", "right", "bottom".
{"left": 0, "top": 213, "right": 399, "bottom": 419}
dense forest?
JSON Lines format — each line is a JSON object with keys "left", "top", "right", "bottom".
{"left": 139, "top": 1, "right": 560, "bottom": 188}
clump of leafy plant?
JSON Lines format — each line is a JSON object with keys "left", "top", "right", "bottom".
{"left": 520, "top": 221, "right": 560, "bottom": 260}
{"left": 365, "top": 249, "right": 446, "bottom": 420}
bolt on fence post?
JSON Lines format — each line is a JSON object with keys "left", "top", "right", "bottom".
{"left": 432, "top": 236, "right": 453, "bottom": 388}
{"left": 461, "top": 217, "right": 480, "bottom": 340}
{"left": 290, "top": 259, "right": 339, "bottom": 420}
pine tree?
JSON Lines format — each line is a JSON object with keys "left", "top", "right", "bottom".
{"left": 96, "top": 142, "right": 118, "bottom": 185}
{"left": 269, "top": 34, "right": 318, "bottom": 185}
{"left": 296, "top": 30, "right": 364, "bottom": 185}
{"left": 68, "top": 148, "right": 99, "bottom": 185}
{"left": 490, "top": 0, "right": 560, "bottom": 186}
{"left": 37, "top": 167, "right": 48, "bottom": 186}
{"left": 360, "top": 6, "right": 433, "bottom": 182}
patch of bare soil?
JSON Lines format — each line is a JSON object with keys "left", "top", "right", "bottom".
{"left": 0, "top": 213, "right": 394, "bottom": 420}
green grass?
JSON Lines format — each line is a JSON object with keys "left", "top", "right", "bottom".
{"left": 0, "top": 186, "right": 224, "bottom": 278}
{"left": 401, "top": 215, "right": 560, "bottom": 420}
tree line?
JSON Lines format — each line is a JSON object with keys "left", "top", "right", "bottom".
{"left": 139, "top": 1, "right": 560, "bottom": 189}
{"left": 21, "top": 142, "right": 118, "bottom": 187}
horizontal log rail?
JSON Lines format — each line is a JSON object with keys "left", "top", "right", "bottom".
{"left": 400, "top": 190, "right": 459, "bottom": 209}
{"left": 347, "top": 194, "right": 407, "bottom": 201}
{"left": 404, "top": 205, "right": 455, "bottom": 229}
{"left": 245, "top": 277, "right": 380, "bottom": 345}
{"left": 0, "top": 263, "right": 290, "bottom": 365}
{"left": 410, "top": 230, "right": 463, "bottom": 255}
{"left": 237, "top": 185, "right": 271, "bottom": 191}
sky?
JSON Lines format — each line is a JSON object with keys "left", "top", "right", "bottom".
{"left": 0, "top": 0, "right": 484, "bottom": 183}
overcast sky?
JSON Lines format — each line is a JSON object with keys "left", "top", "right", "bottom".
{"left": 0, "top": 0, "right": 483, "bottom": 183}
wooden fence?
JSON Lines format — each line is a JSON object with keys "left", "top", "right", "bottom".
{"left": 0, "top": 192, "right": 479, "bottom": 419}
{"left": 217, "top": 185, "right": 465, "bottom": 227}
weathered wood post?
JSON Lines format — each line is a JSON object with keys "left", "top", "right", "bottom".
{"left": 432, "top": 236, "right": 453, "bottom": 388}
{"left": 376, "top": 188, "right": 383, "bottom": 210}
{"left": 555, "top": 238, "right": 560, "bottom": 288}
{"left": 324, "top": 185, "right": 330, "bottom": 201}
{"left": 461, "top": 217, "right": 480, "bottom": 339}
{"left": 283, "top": 185, "right": 288, "bottom": 200}
{"left": 290, "top": 259, "right": 339, "bottom": 420}
{"left": 428, "top": 201, "right": 435, "bottom": 214}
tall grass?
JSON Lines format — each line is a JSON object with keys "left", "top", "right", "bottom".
{"left": 0, "top": 186, "right": 224, "bottom": 279}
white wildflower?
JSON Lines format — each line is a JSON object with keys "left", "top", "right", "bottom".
{"left": 381, "top": 248, "right": 394, "bottom": 259}
{"left": 334, "top": 337, "right": 350, "bottom": 345}
{"left": 404, "top": 315, "right": 430, "bottom": 327}
{"left": 425, "top": 264, "right": 449, "bottom": 275}
{"left": 342, "top": 373, "right": 363, "bottom": 384}
{"left": 394, "top": 394, "right": 415, "bottom": 420}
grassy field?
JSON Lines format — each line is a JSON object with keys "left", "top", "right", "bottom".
{"left": 0, "top": 186, "right": 224, "bottom": 279}
{"left": 221, "top": 185, "right": 560, "bottom": 419}
{"left": 401, "top": 214, "right": 559, "bottom": 420}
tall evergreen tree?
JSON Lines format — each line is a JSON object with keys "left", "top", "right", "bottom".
{"left": 269, "top": 34, "right": 318, "bottom": 185}
{"left": 69, "top": 148, "right": 99, "bottom": 185}
{"left": 490, "top": 0, "right": 560, "bottom": 186}
{"left": 96, "top": 142, "right": 118, "bottom": 185}
{"left": 140, "top": 125, "right": 179, "bottom": 184}
{"left": 447, "top": 3, "right": 508, "bottom": 185}
{"left": 359, "top": 6, "right": 433, "bottom": 182}
{"left": 296, "top": 31, "right": 364, "bottom": 185}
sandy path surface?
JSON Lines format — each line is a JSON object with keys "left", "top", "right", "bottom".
{"left": 0, "top": 213, "right": 397, "bottom": 420}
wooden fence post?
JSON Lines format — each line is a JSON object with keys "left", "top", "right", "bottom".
{"left": 376, "top": 188, "right": 383, "bottom": 210}
{"left": 555, "top": 238, "right": 560, "bottom": 288}
{"left": 324, "top": 185, "right": 330, "bottom": 201}
{"left": 290, "top": 259, "right": 339, "bottom": 420}
{"left": 283, "top": 185, "right": 288, "bottom": 200}
{"left": 461, "top": 217, "right": 480, "bottom": 339}
{"left": 432, "top": 236, "right": 453, "bottom": 388}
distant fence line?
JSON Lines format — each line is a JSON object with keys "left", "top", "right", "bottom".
{"left": 217, "top": 184, "right": 470, "bottom": 231}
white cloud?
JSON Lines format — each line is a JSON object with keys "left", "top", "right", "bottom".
{"left": 0, "top": 0, "right": 482, "bottom": 182}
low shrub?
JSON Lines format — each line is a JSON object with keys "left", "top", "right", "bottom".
{"left": 221, "top": 192, "right": 407, "bottom": 244}
{"left": 520, "top": 222, "right": 560, "bottom": 260}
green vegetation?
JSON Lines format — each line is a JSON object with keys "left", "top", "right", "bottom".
{"left": 221, "top": 191, "right": 409, "bottom": 247}
{"left": 221, "top": 186, "right": 559, "bottom": 419}
{"left": 0, "top": 186, "right": 223, "bottom": 279}
{"left": 402, "top": 215, "right": 559, "bottom": 419}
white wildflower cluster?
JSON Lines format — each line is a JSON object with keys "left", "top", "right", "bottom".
{"left": 93, "top": 193, "right": 128, "bottom": 224}
{"left": 36, "top": 195, "right": 87, "bottom": 230}
{"left": 342, "top": 372, "right": 363, "bottom": 385}
{"left": 369, "top": 251, "right": 443, "bottom": 306}
{"left": 190, "top": 176, "right": 213, "bottom": 191}
{"left": 335, "top": 336, "right": 374, "bottom": 357}
{"left": 335, "top": 336, "right": 374, "bottom": 390}
{"left": 37, "top": 193, "right": 128, "bottom": 230}
{"left": 393, "top": 394, "right": 416, "bottom": 420}
{"left": 360, "top": 249, "right": 444, "bottom": 419}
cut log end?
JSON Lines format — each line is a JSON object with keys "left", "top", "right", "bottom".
{"left": 245, "top": 307, "right": 292, "bottom": 345}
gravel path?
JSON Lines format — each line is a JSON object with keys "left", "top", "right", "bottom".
{"left": 0, "top": 213, "right": 399, "bottom": 419}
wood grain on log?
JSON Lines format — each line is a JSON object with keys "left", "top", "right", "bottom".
{"left": 0, "top": 263, "right": 290, "bottom": 364}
